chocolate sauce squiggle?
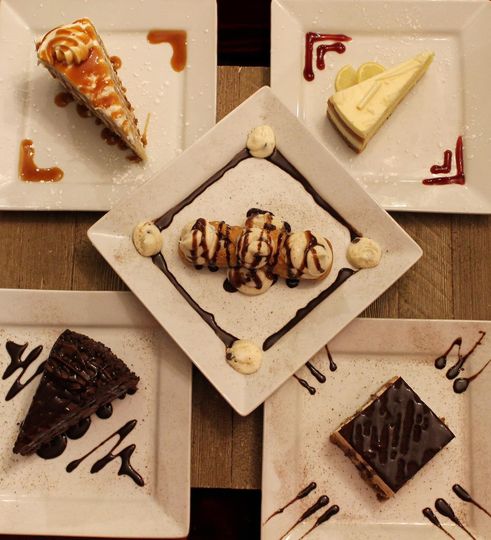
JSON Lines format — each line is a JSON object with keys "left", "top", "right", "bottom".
{"left": 306, "top": 361, "right": 326, "bottom": 383}
{"left": 280, "top": 495, "right": 329, "bottom": 540}
{"left": 66, "top": 419, "right": 144, "bottom": 487}
{"left": 294, "top": 374, "right": 316, "bottom": 395}
{"left": 325, "top": 345, "right": 337, "bottom": 371}
{"left": 422, "top": 507, "right": 455, "bottom": 540}
{"left": 263, "top": 268, "right": 355, "bottom": 351}
{"left": 435, "top": 498, "right": 476, "bottom": 540}
{"left": 3, "top": 341, "right": 45, "bottom": 401}
{"left": 446, "top": 331, "right": 485, "bottom": 380}
{"left": 264, "top": 481, "right": 316, "bottom": 524}
{"left": 434, "top": 338, "right": 462, "bottom": 369}
{"left": 453, "top": 360, "right": 491, "bottom": 394}
{"left": 453, "top": 484, "right": 491, "bottom": 518}
{"left": 298, "top": 504, "right": 340, "bottom": 540}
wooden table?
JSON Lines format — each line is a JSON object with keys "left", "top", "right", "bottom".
{"left": 1, "top": 66, "right": 490, "bottom": 491}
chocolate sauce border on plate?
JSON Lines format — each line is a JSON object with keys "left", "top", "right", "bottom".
{"left": 152, "top": 147, "right": 361, "bottom": 351}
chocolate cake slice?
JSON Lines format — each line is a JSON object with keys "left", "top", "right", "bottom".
{"left": 330, "top": 376, "right": 454, "bottom": 499}
{"left": 13, "top": 329, "right": 139, "bottom": 456}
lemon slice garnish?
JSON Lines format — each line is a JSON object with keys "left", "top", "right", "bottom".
{"left": 356, "top": 62, "right": 385, "bottom": 83}
{"left": 334, "top": 65, "right": 357, "bottom": 91}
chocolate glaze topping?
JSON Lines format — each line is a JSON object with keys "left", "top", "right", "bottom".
{"left": 339, "top": 377, "right": 455, "bottom": 493}
{"left": 66, "top": 419, "right": 144, "bottom": 486}
{"left": 66, "top": 417, "right": 92, "bottom": 440}
{"left": 453, "top": 484, "right": 491, "bottom": 518}
{"left": 153, "top": 147, "right": 360, "bottom": 350}
{"left": 3, "top": 341, "right": 45, "bottom": 401}
{"left": 435, "top": 498, "right": 477, "bottom": 540}
{"left": 422, "top": 507, "right": 455, "bottom": 540}
{"left": 264, "top": 481, "right": 316, "bottom": 524}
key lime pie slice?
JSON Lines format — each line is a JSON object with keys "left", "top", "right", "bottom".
{"left": 327, "top": 51, "right": 434, "bottom": 152}
{"left": 37, "top": 18, "right": 146, "bottom": 160}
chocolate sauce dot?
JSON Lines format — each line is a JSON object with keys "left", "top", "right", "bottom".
{"left": 96, "top": 403, "right": 113, "bottom": 419}
{"left": 286, "top": 278, "right": 300, "bottom": 288}
{"left": 194, "top": 265, "right": 203, "bottom": 270}
{"left": 208, "top": 265, "right": 219, "bottom": 272}
{"left": 223, "top": 279, "right": 238, "bottom": 293}
{"left": 453, "top": 378, "right": 469, "bottom": 394}
{"left": 36, "top": 434, "right": 67, "bottom": 459}
{"left": 66, "top": 417, "right": 91, "bottom": 440}
{"left": 284, "top": 221, "right": 292, "bottom": 233}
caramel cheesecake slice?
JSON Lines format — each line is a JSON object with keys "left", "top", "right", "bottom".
{"left": 327, "top": 52, "right": 434, "bottom": 152}
{"left": 37, "top": 18, "right": 146, "bottom": 160}
{"left": 330, "top": 376, "right": 454, "bottom": 499}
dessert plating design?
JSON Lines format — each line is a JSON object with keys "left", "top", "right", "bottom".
{"left": 3, "top": 341, "right": 45, "bottom": 400}
{"left": 435, "top": 499, "right": 476, "bottom": 540}
{"left": 264, "top": 481, "right": 317, "bottom": 524}
{"left": 423, "top": 136, "right": 465, "bottom": 186}
{"left": 294, "top": 346, "right": 336, "bottom": 395}
{"left": 19, "top": 139, "right": 64, "bottom": 182}
{"left": 147, "top": 30, "right": 187, "bottom": 73}
{"left": 303, "top": 33, "right": 352, "bottom": 82}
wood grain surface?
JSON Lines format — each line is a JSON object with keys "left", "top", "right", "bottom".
{"left": 0, "top": 67, "right": 490, "bottom": 490}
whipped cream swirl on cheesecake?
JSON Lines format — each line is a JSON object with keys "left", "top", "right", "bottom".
{"left": 37, "top": 19, "right": 94, "bottom": 65}
{"left": 179, "top": 219, "right": 218, "bottom": 266}
{"left": 283, "top": 231, "right": 333, "bottom": 279}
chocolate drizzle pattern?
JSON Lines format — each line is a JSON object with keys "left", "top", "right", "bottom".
{"left": 3, "top": 341, "right": 45, "bottom": 401}
{"left": 306, "top": 361, "right": 326, "bottom": 383}
{"left": 339, "top": 377, "right": 455, "bottom": 493}
{"left": 325, "top": 345, "right": 337, "bottom": 371}
{"left": 453, "top": 360, "right": 490, "bottom": 394}
{"left": 280, "top": 495, "right": 329, "bottom": 540}
{"left": 264, "top": 481, "right": 316, "bottom": 524}
{"left": 66, "top": 419, "right": 144, "bottom": 486}
{"left": 294, "top": 374, "right": 316, "bottom": 395}
{"left": 435, "top": 498, "right": 477, "bottom": 540}
{"left": 422, "top": 507, "right": 455, "bottom": 540}
{"left": 152, "top": 147, "right": 361, "bottom": 350}
{"left": 298, "top": 505, "right": 340, "bottom": 540}
{"left": 453, "top": 484, "right": 491, "bottom": 518}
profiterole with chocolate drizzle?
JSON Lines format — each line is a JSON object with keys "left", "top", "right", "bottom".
{"left": 131, "top": 125, "right": 383, "bottom": 375}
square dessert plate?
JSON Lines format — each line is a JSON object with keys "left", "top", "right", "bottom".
{"left": 0, "top": 0, "right": 216, "bottom": 210}
{"left": 262, "top": 318, "right": 491, "bottom": 540}
{"left": 271, "top": 0, "right": 491, "bottom": 213}
{"left": 0, "top": 289, "right": 192, "bottom": 538}
{"left": 88, "top": 86, "right": 421, "bottom": 416}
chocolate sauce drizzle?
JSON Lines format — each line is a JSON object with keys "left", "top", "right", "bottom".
{"left": 453, "top": 484, "right": 491, "bottom": 518}
{"left": 298, "top": 504, "right": 340, "bottom": 540}
{"left": 294, "top": 374, "right": 316, "bottom": 395}
{"left": 263, "top": 268, "right": 355, "bottom": 351}
{"left": 152, "top": 147, "right": 360, "bottom": 351}
{"left": 453, "top": 360, "right": 491, "bottom": 394}
{"left": 435, "top": 337, "right": 462, "bottom": 370}
{"left": 3, "top": 341, "right": 45, "bottom": 401}
{"left": 280, "top": 495, "right": 329, "bottom": 540}
{"left": 37, "top": 434, "right": 67, "bottom": 460}
{"left": 264, "top": 481, "right": 316, "bottom": 524}
{"left": 435, "top": 498, "right": 476, "bottom": 540}
{"left": 446, "top": 332, "right": 485, "bottom": 380}
{"left": 96, "top": 402, "right": 113, "bottom": 419}
{"left": 306, "top": 361, "right": 326, "bottom": 383}
{"left": 66, "top": 419, "right": 144, "bottom": 487}
{"left": 422, "top": 507, "right": 455, "bottom": 540}
{"left": 325, "top": 345, "right": 337, "bottom": 371}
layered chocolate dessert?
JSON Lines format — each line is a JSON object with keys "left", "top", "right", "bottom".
{"left": 13, "top": 329, "right": 139, "bottom": 456}
{"left": 330, "top": 376, "right": 454, "bottom": 499}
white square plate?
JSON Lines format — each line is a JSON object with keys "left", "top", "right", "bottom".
{"left": 271, "top": 0, "right": 491, "bottom": 213}
{"left": 0, "top": 289, "right": 192, "bottom": 538}
{"left": 88, "top": 87, "right": 421, "bottom": 416}
{"left": 262, "top": 318, "right": 491, "bottom": 539}
{"left": 0, "top": 0, "right": 216, "bottom": 210}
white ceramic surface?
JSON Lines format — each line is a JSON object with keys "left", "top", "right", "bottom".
{"left": 271, "top": 0, "right": 491, "bottom": 213}
{"left": 88, "top": 86, "right": 422, "bottom": 416}
{"left": 0, "top": 0, "right": 216, "bottom": 210}
{"left": 0, "top": 289, "right": 192, "bottom": 538}
{"left": 262, "top": 318, "right": 491, "bottom": 539}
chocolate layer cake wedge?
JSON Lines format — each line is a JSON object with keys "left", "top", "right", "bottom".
{"left": 36, "top": 18, "right": 146, "bottom": 159}
{"left": 330, "top": 376, "right": 454, "bottom": 499}
{"left": 13, "top": 329, "right": 139, "bottom": 456}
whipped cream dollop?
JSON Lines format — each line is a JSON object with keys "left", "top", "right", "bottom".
{"left": 179, "top": 219, "right": 218, "bottom": 266}
{"left": 246, "top": 125, "right": 276, "bottom": 158}
{"left": 38, "top": 20, "right": 93, "bottom": 65}
{"left": 244, "top": 208, "right": 288, "bottom": 232}
{"left": 347, "top": 237, "right": 382, "bottom": 269}
{"left": 284, "top": 231, "right": 333, "bottom": 279}
{"left": 237, "top": 227, "right": 274, "bottom": 270}
{"left": 227, "top": 267, "right": 275, "bottom": 296}
{"left": 132, "top": 221, "right": 162, "bottom": 257}
{"left": 226, "top": 340, "right": 262, "bottom": 374}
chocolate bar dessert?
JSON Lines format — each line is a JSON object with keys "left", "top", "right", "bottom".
{"left": 13, "top": 329, "right": 139, "bottom": 456}
{"left": 36, "top": 18, "right": 146, "bottom": 160}
{"left": 330, "top": 376, "right": 454, "bottom": 499}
